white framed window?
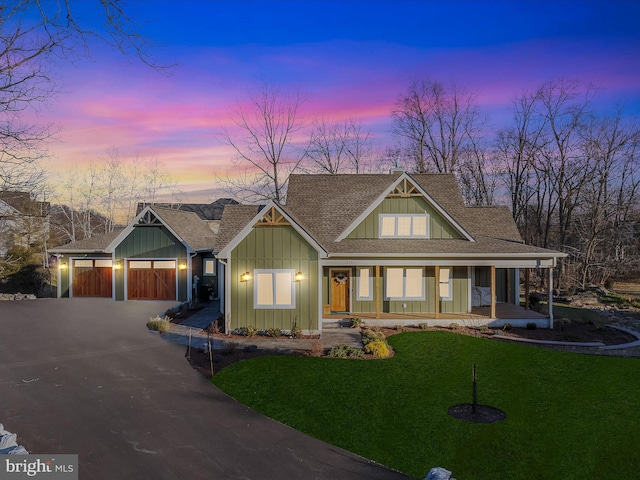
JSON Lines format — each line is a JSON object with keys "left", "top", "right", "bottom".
{"left": 203, "top": 258, "right": 216, "bottom": 276}
{"left": 385, "top": 267, "right": 425, "bottom": 300}
{"left": 439, "top": 267, "right": 453, "bottom": 301}
{"left": 357, "top": 267, "right": 373, "bottom": 300}
{"left": 254, "top": 269, "right": 295, "bottom": 309}
{"left": 379, "top": 214, "right": 429, "bottom": 238}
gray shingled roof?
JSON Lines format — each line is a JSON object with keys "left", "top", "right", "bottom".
{"left": 51, "top": 206, "right": 218, "bottom": 254}
{"left": 136, "top": 198, "right": 239, "bottom": 220}
{"left": 214, "top": 204, "right": 262, "bottom": 252}
{"left": 50, "top": 228, "right": 124, "bottom": 253}
{"left": 281, "top": 173, "right": 527, "bottom": 256}
{"left": 152, "top": 207, "right": 217, "bottom": 252}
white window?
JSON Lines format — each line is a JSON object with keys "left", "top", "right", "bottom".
{"left": 357, "top": 267, "right": 373, "bottom": 300}
{"left": 385, "top": 267, "right": 425, "bottom": 300}
{"left": 129, "top": 261, "right": 152, "bottom": 269}
{"left": 379, "top": 214, "right": 429, "bottom": 238}
{"left": 439, "top": 267, "right": 453, "bottom": 300}
{"left": 154, "top": 260, "right": 176, "bottom": 269}
{"left": 203, "top": 258, "right": 216, "bottom": 276}
{"left": 73, "top": 260, "right": 94, "bottom": 268}
{"left": 94, "top": 259, "right": 113, "bottom": 268}
{"left": 254, "top": 269, "right": 295, "bottom": 309}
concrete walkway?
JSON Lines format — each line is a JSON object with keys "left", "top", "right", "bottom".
{"left": 162, "top": 302, "right": 364, "bottom": 352}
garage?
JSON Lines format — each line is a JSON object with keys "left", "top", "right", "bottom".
{"left": 72, "top": 259, "right": 113, "bottom": 297}
{"left": 127, "top": 260, "right": 177, "bottom": 300}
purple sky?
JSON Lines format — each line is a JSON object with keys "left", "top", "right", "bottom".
{"left": 41, "top": 0, "right": 640, "bottom": 202}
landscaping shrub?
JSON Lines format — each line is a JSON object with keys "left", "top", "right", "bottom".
{"left": 528, "top": 293, "right": 542, "bottom": 312}
{"left": 290, "top": 323, "right": 302, "bottom": 339}
{"left": 449, "top": 322, "right": 460, "bottom": 330}
{"left": 418, "top": 323, "right": 429, "bottom": 330}
{"left": 350, "top": 317, "right": 364, "bottom": 328}
{"left": 555, "top": 318, "right": 571, "bottom": 331}
{"left": 526, "top": 322, "right": 537, "bottom": 330}
{"left": 246, "top": 325, "right": 258, "bottom": 337}
{"left": 147, "top": 315, "right": 172, "bottom": 333}
{"left": 363, "top": 340, "right": 390, "bottom": 358}
{"left": 361, "top": 328, "right": 385, "bottom": 346}
{"left": 327, "top": 344, "right": 363, "bottom": 358}
{"left": 266, "top": 327, "right": 282, "bottom": 338}
{"left": 502, "top": 323, "right": 512, "bottom": 331}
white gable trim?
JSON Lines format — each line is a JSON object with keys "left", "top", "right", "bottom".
{"left": 335, "top": 172, "right": 475, "bottom": 242}
{"left": 104, "top": 206, "right": 194, "bottom": 253}
{"left": 216, "top": 200, "right": 327, "bottom": 259}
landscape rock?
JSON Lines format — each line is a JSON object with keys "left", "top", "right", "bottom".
{"left": 425, "top": 467, "right": 455, "bottom": 480}
{"left": 0, "top": 424, "right": 28, "bottom": 455}
{"left": 0, "top": 293, "right": 37, "bottom": 301}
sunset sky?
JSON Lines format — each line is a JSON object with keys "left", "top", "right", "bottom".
{"left": 41, "top": 0, "right": 640, "bottom": 202}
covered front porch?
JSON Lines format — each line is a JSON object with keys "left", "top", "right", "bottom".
{"left": 323, "top": 302, "right": 549, "bottom": 328}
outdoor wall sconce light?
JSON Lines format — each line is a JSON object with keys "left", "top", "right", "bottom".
{"left": 114, "top": 262, "right": 122, "bottom": 270}
{"left": 295, "top": 271, "right": 303, "bottom": 282}
{"left": 240, "top": 272, "right": 251, "bottom": 282}
{"left": 179, "top": 262, "right": 187, "bottom": 270}
{"left": 59, "top": 262, "right": 67, "bottom": 270}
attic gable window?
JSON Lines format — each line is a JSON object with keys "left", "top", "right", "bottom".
{"left": 379, "top": 214, "right": 429, "bottom": 238}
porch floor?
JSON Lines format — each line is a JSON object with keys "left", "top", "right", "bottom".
{"left": 324, "top": 303, "right": 547, "bottom": 321}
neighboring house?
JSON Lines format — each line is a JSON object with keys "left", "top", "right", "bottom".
{"left": 50, "top": 206, "right": 217, "bottom": 301}
{"left": 0, "top": 191, "right": 50, "bottom": 257}
{"left": 215, "top": 172, "right": 565, "bottom": 334}
{"left": 51, "top": 172, "right": 565, "bottom": 334}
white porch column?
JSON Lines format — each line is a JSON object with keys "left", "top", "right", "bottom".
{"left": 490, "top": 265, "right": 496, "bottom": 319}
{"left": 548, "top": 267, "right": 554, "bottom": 329}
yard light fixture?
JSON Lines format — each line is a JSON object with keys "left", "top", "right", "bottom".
{"left": 240, "top": 271, "right": 251, "bottom": 282}
{"left": 295, "top": 271, "right": 303, "bottom": 282}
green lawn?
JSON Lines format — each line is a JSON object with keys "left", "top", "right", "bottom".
{"left": 212, "top": 331, "right": 640, "bottom": 480}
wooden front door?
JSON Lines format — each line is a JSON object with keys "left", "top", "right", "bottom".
{"left": 72, "top": 259, "right": 112, "bottom": 297}
{"left": 330, "top": 270, "right": 350, "bottom": 312}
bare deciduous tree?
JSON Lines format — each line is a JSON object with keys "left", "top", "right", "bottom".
{"left": 218, "top": 83, "right": 305, "bottom": 204}
{"left": 392, "top": 79, "right": 483, "bottom": 174}
{"left": 303, "top": 117, "right": 375, "bottom": 174}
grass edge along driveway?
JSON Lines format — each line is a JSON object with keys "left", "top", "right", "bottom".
{"left": 213, "top": 331, "right": 640, "bottom": 480}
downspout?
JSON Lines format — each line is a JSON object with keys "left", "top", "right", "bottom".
{"left": 188, "top": 251, "right": 198, "bottom": 303}
{"left": 55, "top": 254, "right": 63, "bottom": 298}
{"left": 218, "top": 258, "right": 230, "bottom": 333}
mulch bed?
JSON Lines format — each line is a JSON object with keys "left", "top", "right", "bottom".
{"left": 185, "top": 322, "right": 638, "bottom": 377}
{"left": 448, "top": 404, "right": 507, "bottom": 424}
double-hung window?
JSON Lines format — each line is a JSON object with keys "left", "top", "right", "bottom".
{"left": 438, "top": 267, "right": 453, "bottom": 300}
{"left": 379, "top": 214, "right": 429, "bottom": 238}
{"left": 357, "top": 267, "right": 373, "bottom": 300}
{"left": 254, "top": 269, "right": 295, "bottom": 309}
{"left": 385, "top": 267, "right": 425, "bottom": 300}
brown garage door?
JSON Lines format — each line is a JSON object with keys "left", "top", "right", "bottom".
{"left": 127, "top": 260, "right": 176, "bottom": 300}
{"left": 72, "top": 259, "right": 113, "bottom": 297}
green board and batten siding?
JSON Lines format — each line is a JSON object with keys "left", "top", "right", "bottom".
{"left": 336, "top": 266, "right": 468, "bottom": 315}
{"left": 114, "top": 225, "right": 188, "bottom": 301}
{"left": 347, "top": 197, "right": 462, "bottom": 239}
{"left": 230, "top": 225, "right": 319, "bottom": 332}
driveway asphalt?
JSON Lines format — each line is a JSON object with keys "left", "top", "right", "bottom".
{"left": 0, "top": 298, "right": 411, "bottom": 480}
